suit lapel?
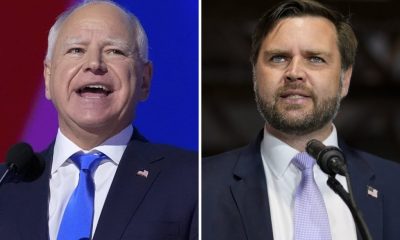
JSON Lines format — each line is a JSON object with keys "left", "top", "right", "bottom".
{"left": 230, "top": 133, "right": 274, "bottom": 240}
{"left": 93, "top": 136, "right": 163, "bottom": 240}
{"left": 341, "top": 142, "right": 383, "bottom": 240}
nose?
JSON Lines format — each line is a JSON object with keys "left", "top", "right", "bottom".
{"left": 84, "top": 49, "right": 107, "bottom": 74}
{"left": 285, "top": 57, "right": 305, "bottom": 82}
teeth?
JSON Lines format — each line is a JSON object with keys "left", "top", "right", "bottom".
{"left": 77, "top": 84, "right": 112, "bottom": 96}
{"left": 85, "top": 84, "right": 109, "bottom": 91}
{"left": 287, "top": 95, "right": 303, "bottom": 99}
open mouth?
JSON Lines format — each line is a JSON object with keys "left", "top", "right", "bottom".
{"left": 76, "top": 84, "right": 113, "bottom": 97}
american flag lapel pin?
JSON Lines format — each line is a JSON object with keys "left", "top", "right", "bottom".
{"left": 367, "top": 186, "right": 378, "bottom": 198}
{"left": 136, "top": 169, "right": 149, "bottom": 178}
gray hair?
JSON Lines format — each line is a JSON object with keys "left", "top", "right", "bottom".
{"left": 45, "top": 0, "right": 149, "bottom": 63}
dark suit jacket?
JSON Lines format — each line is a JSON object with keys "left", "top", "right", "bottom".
{"left": 202, "top": 131, "right": 400, "bottom": 240}
{"left": 0, "top": 129, "right": 198, "bottom": 240}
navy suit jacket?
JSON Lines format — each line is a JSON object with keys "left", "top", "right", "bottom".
{"left": 202, "top": 131, "right": 400, "bottom": 240}
{"left": 0, "top": 129, "right": 198, "bottom": 240}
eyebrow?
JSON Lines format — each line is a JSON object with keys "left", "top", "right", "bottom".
{"left": 262, "top": 49, "right": 332, "bottom": 58}
{"left": 261, "top": 49, "right": 290, "bottom": 60}
{"left": 302, "top": 49, "right": 331, "bottom": 57}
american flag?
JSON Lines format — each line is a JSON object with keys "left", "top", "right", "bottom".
{"left": 137, "top": 170, "right": 149, "bottom": 178}
{"left": 367, "top": 186, "right": 378, "bottom": 198}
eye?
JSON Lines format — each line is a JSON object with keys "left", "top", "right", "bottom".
{"left": 107, "top": 49, "right": 126, "bottom": 56}
{"left": 270, "top": 55, "right": 287, "bottom": 63}
{"left": 309, "top": 56, "right": 325, "bottom": 63}
{"left": 67, "top": 48, "right": 85, "bottom": 54}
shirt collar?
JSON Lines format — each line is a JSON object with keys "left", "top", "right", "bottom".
{"left": 260, "top": 124, "right": 339, "bottom": 179}
{"left": 51, "top": 125, "right": 133, "bottom": 174}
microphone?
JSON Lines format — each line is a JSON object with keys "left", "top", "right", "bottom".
{"left": 306, "top": 139, "right": 372, "bottom": 240}
{"left": 0, "top": 143, "right": 45, "bottom": 184}
{"left": 306, "top": 139, "right": 346, "bottom": 176}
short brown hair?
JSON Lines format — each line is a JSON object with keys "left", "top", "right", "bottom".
{"left": 250, "top": 0, "right": 357, "bottom": 70}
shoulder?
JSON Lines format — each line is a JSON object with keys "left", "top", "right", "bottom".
{"left": 203, "top": 146, "right": 247, "bottom": 172}
{"left": 354, "top": 150, "right": 400, "bottom": 175}
{"left": 137, "top": 141, "right": 197, "bottom": 165}
{"left": 342, "top": 143, "right": 400, "bottom": 189}
{"left": 150, "top": 143, "right": 198, "bottom": 177}
{"left": 150, "top": 143, "right": 197, "bottom": 159}
{"left": 343, "top": 144, "right": 400, "bottom": 174}
{"left": 202, "top": 145, "right": 254, "bottom": 188}
{"left": 126, "top": 141, "right": 198, "bottom": 181}
{"left": 130, "top": 127, "right": 197, "bottom": 161}
{"left": 203, "top": 130, "right": 263, "bottom": 172}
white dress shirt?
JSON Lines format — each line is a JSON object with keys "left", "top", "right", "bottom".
{"left": 260, "top": 125, "right": 357, "bottom": 240}
{"left": 48, "top": 125, "right": 133, "bottom": 240}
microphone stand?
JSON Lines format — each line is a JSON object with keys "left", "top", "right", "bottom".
{"left": 306, "top": 140, "right": 373, "bottom": 240}
{"left": 0, "top": 163, "right": 17, "bottom": 186}
{"left": 0, "top": 168, "right": 11, "bottom": 186}
{"left": 327, "top": 167, "right": 372, "bottom": 240}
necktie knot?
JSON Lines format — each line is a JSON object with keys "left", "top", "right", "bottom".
{"left": 70, "top": 151, "right": 107, "bottom": 171}
{"left": 292, "top": 152, "right": 315, "bottom": 171}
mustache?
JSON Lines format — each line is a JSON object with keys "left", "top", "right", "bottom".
{"left": 275, "top": 82, "right": 315, "bottom": 98}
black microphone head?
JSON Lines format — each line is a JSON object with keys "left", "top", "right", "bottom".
{"left": 306, "top": 139, "right": 346, "bottom": 176}
{"left": 6, "top": 142, "right": 45, "bottom": 182}
{"left": 306, "top": 139, "right": 326, "bottom": 160}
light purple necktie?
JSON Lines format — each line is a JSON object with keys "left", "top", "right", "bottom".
{"left": 292, "top": 152, "right": 332, "bottom": 240}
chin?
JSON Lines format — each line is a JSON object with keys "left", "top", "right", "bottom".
{"left": 76, "top": 118, "right": 115, "bottom": 131}
{"left": 280, "top": 109, "right": 312, "bottom": 119}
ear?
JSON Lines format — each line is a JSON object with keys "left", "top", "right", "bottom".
{"left": 340, "top": 67, "right": 352, "bottom": 98}
{"left": 139, "top": 61, "right": 153, "bottom": 101}
{"left": 44, "top": 61, "right": 52, "bottom": 100}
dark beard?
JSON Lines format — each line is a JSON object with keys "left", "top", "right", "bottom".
{"left": 255, "top": 83, "right": 341, "bottom": 136}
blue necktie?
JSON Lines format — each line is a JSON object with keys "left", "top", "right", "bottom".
{"left": 292, "top": 152, "right": 332, "bottom": 240}
{"left": 57, "top": 151, "right": 107, "bottom": 240}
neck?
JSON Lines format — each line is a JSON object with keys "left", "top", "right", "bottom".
{"left": 59, "top": 123, "right": 130, "bottom": 150}
{"left": 265, "top": 123, "right": 333, "bottom": 152}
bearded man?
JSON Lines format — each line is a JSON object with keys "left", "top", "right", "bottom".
{"left": 202, "top": 1, "right": 400, "bottom": 240}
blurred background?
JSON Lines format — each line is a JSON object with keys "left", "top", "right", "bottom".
{"left": 202, "top": 0, "right": 400, "bottom": 161}
{"left": 0, "top": 0, "right": 198, "bottom": 161}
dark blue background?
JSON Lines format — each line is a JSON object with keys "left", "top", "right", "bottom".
{"left": 110, "top": 0, "right": 198, "bottom": 150}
